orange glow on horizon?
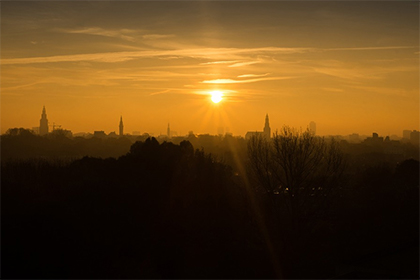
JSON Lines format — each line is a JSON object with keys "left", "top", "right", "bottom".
{"left": 1, "top": 2, "right": 418, "bottom": 137}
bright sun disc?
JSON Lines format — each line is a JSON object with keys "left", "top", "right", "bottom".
{"left": 210, "top": 91, "right": 223, "bottom": 103}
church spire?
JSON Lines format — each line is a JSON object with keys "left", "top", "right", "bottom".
{"left": 119, "top": 116, "right": 124, "bottom": 136}
{"left": 264, "top": 114, "right": 271, "bottom": 139}
{"left": 39, "top": 106, "right": 49, "bottom": 136}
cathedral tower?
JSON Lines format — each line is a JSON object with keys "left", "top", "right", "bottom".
{"left": 263, "top": 114, "right": 271, "bottom": 139}
{"left": 119, "top": 116, "right": 124, "bottom": 136}
{"left": 39, "top": 106, "right": 49, "bottom": 136}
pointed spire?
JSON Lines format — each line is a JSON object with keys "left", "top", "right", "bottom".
{"left": 119, "top": 116, "right": 124, "bottom": 136}
{"left": 264, "top": 113, "right": 271, "bottom": 139}
{"left": 40, "top": 106, "right": 49, "bottom": 136}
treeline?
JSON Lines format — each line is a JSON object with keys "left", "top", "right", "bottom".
{"left": 247, "top": 129, "right": 419, "bottom": 278}
{"left": 1, "top": 128, "right": 133, "bottom": 159}
{"left": 2, "top": 130, "right": 419, "bottom": 278}
{"left": 2, "top": 138, "right": 275, "bottom": 278}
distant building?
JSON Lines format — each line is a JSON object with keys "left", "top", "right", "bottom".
{"left": 348, "top": 133, "right": 360, "bottom": 143}
{"left": 263, "top": 114, "right": 271, "bottom": 139}
{"left": 363, "top": 132, "right": 384, "bottom": 145}
{"left": 403, "top": 130, "right": 411, "bottom": 139}
{"left": 39, "top": 106, "right": 49, "bottom": 136}
{"left": 167, "top": 123, "right": 171, "bottom": 138}
{"left": 32, "top": 127, "right": 40, "bottom": 135}
{"left": 93, "top": 131, "right": 107, "bottom": 139}
{"left": 73, "top": 132, "right": 88, "bottom": 137}
{"left": 410, "top": 130, "right": 419, "bottom": 146}
{"left": 108, "top": 131, "right": 118, "bottom": 138}
{"left": 217, "top": 126, "right": 224, "bottom": 136}
{"left": 309, "top": 121, "right": 316, "bottom": 135}
{"left": 246, "top": 114, "right": 271, "bottom": 140}
{"left": 58, "top": 129, "right": 72, "bottom": 138}
{"left": 119, "top": 116, "right": 124, "bottom": 136}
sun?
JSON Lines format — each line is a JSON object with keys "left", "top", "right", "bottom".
{"left": 210, "top": 90, "right": 223, "bottom": 103}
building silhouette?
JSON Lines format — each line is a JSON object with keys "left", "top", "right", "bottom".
{"left": 403, "top": 130, "right": 411, "bottom": 139}
{"left": 94, "top": 131, "right": 107, "bottom": 139}
{"left": 263, "top": 114, "right": 271, "bottom": 139}
{"left": 410, "top": 130, "right": 419, "bottom": 146}
{"left": 119, "top": 116, "right": 124, "bottom": 136}
{"left": 245, "top": 114, "right": 271, "bottom": 140}
{"left": 309, "top": 121, "right": 316, "bottom": 135}
{"left": 39, "top": 106, "right": 49, "bottom": 136}
{"left": 364, "top": 132, "right": 384, "bottom": 145}
{"left": 167, "top": 123, "right": 171, "bottom": 138}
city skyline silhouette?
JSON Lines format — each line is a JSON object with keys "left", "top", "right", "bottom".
{"left": 6, "top": 105, "right": 419, "bottom": 142}
{"left": 1, "top": 1, "right": 418, "bottom": 137}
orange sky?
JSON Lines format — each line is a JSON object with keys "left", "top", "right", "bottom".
{"left": 1, "top": 1, "right": 419, "bottom": 137}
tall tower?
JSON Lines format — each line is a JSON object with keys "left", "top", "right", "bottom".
{"left": 309, "top": 121, "right": 316, "bottom": 135}
{"left": 167, "top": 123, "right": 171, "bottom": 138}
{"left": 119, "top": 116, "right": 124, "bottom": 136}
{"left": 263, "top": 114, "right": 271, "bottom": 139}
{"left": 39, "top": 106, "right": 49, "bottom": 136}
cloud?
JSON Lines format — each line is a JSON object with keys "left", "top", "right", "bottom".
{"left": 201, "top": 76, "right": 294, "bottom": 84}
{"left": 2, "top": 45, "right": 417, "bottom": 66}
{"left": 312, "top": 63, "right": 417, "bottom": 81}
{"left": 61, "top": 27, "right": 138, "bottom": 42}
{"left": 327, "top": 46, "right": 417, "bottom": 52}
{"left": 200, "top": 60, "right": 239, "bottom": 65}
{"left": 200, "top": 60, "right": 261, "bottom": 67}
{"left": 0, "top": 47, "right": 298, "bottom": 66}
{"left": 237, "top": 73, "right": 270, "bottom": 78}
{"left": 142, "top": 34, "right": 175, "bottom": 39}
{"left": 228, "top": 61, "right": 261, "bottom": 67}
{"left": 348, "top": 85, "right": 412, "bottom": 97}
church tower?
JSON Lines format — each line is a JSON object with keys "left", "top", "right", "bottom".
{"left": 263, "top": 114, "right": 271, "bottom": 139}
{"left": 167, "top": 123, "right": 171, "bottom": 139}
{"left": 119, "top": 116, "right": 124, "bottom": 136}
{"left": 39, "top": 106, "right": 49, "bottom": 136}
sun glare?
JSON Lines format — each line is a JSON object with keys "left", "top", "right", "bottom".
{"left": 210, "top": 90, "right": 223, "bottom": 103}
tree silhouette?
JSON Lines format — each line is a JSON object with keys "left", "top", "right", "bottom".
{"left": 247, "top": 126, "right": 346, "bottom": 277}
{"left": 248, "top": 126, "right": 345, "bottom": 226}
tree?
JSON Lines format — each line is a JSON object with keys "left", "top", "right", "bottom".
{"left": 248, "top": 126, "right": 346, "bottom": 232}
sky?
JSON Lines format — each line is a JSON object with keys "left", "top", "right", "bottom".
{"left": 1, "top": 1, "right": 419, "bottom": 137}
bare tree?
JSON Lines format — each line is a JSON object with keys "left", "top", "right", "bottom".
{"left": 248, "top": 126, "right": 346, "bottom": 233}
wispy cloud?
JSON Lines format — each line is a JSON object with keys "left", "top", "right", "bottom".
{"left": 201, "top": 76, "right": 294, "bottom": 84}
{"left": 62, "top": 27, "right": 138, "bottom": 42}
{"left": 200, "top": 60, "right": 261, "bottom": 67}
{"left": 2, "top": 45, "right": 417, "bottom": 66}
{"left": 0, "top": 47, "right": 312, "bottom": 65}
{"left": 229, "top": 61, "right": 261, "bottom": 67}
{"left": 327, "top": 46, "right": 418, "bottom": 52}
{"left": 142, "top": 34, "right": 175, "bottom": 40}
{"left": 237, "top": 73, "right": 270, "bottom": 78}
{"left": 200, "top": 60, "right": 239, "bottom": 65}
{"left": 348, "top": 85, "right": 413, "bottom": 97}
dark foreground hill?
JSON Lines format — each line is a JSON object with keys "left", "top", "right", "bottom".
{"left": 2, "top": 137, "right": 419, "bottom": 279}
